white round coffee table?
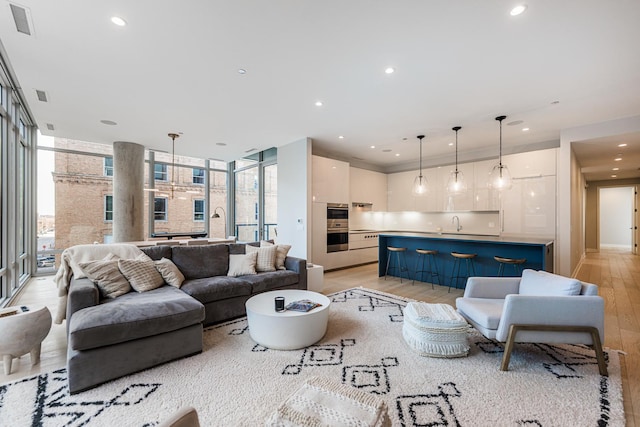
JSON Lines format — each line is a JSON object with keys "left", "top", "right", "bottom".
{"left": 245, "top": 290, "right": 331, "bottom": 350}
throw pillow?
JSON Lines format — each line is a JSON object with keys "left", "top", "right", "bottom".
{"left": 227, "top": 252, "right": 258, "bottom": 277}
{"left": 261, "top": 240, "right": 291, "bottom": 270}
{"left": 79, "top": 260, "right": 131, "bottom": 298}
{"left": 118, "top": 259, "right": 165, "bottom": 292}
{"left": 154, "top": 257, "right": 186, "bottom": 288}
{"left": 246, "top": 244, "right": 277, "bottom": 272}
{"left": 519, "top": 269, "right": 582, "bottom": 296}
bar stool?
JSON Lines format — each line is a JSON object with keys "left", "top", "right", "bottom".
{"left": 449, "top": 252, "right": 477, "bottom": 292}
{"left": 385, "top": 247, "right": 410, "bottom": 283}
{"left": 413, "top": 249, "right": 440, "bottom": 289}
{"left": 494, "top": 256, "right": 526, "bottom": 276}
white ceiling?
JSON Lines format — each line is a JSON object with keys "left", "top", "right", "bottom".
{"left": 1, "top": 1, "right": 639, "bottom": 179}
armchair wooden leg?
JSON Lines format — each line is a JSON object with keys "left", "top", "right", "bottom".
{"left": 500, "top": 324, "right": 608, "bottom": 376}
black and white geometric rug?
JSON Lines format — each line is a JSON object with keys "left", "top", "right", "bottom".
{"left": 0, "top": 288, "right": 624, "bottom": 426}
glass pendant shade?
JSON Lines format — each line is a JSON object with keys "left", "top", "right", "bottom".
{"left": 412, "top": 135, "right": 428, "bottom": 196}
{"left": 412, "top": 174, "right": 428, "bottom": 195}
{"left": 447, "top": 170, "right": 467, "bottom": 194}
{"left": 488, "top": 163, "right": 513, "bottom": 190}
{"left": 488, "top": 115, "right": 512, "bottom": 191}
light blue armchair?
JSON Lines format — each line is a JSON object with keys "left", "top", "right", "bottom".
{"left": 455, "top": 269, "right": 607, "bottom": 375}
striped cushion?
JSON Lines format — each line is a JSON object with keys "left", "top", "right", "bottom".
{"left": 118, "top": 259, "right": 165, "bottom": 292}
{"left": 261, "top": 241, "right": 291, "bottom": 270}
{"left": 246, "top": 245, "right": 277, "bottom": 272}
{"left": 79, "top": 260, "right": 131, "bottom": 298}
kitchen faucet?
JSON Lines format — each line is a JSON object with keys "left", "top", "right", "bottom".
{"left": 452, "top": 215, "right": 462, "bottom": 232}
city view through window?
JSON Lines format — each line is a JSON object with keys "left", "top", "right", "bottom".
{"left": 36, "top": 135, "right": 277, "bottom": 273}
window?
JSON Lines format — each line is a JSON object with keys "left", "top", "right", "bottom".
{"left": 154, "top": 197, "right": 168, "bottom": 221}
{"left": 104, "top": 157, "right": 113, "bottom": 177}
{"left": 155, "top": 163, "right": 168, "bottom": 181}
{"left": 105, "top": 195, "right": 113, "bottom": 221}
{"left": 192, "top": 168, "right": 205, "bottom": 184}
{"left": 193, "top": 199, "right": 205, "bottom": 221}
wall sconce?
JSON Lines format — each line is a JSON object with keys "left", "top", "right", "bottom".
{"left": 211, "top": 206, "right": 227, "bottom": 238}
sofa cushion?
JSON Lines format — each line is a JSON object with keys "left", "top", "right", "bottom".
{"left": 118, "top": 259, "right": 165, "bottom": 292}
{"left": 229, "top": 243, "right": 248, "bottom": 255}
{"left": 455, "top": 298, "right": 504, "bottom": 331}
{"left": 68, "top": 286, "right": 204, "bottom": 351}
{"left": 246, "top": 245, "right": 277, "bottom": 272}
{"left": 141, "top": 245, "right": 172, "bottom": 261}
{"left": 154, "top": 257, "right": 186, "bottom": 288}
{"left": 261, "top": 241, "right": 292, "bottom": 270}
{"left": 519, "top": 269, "right": 582, "bottom": 296}
{"left": 171, "top": 244, "right": 229, "bottom": 279}
{"left": 240, "top": 270, "right": 300, "bottom": 293}
{"left": 79, "top": 259, "right": 131, "bottom": 299}
{"left": 180, "top": 276, "right": 252, "bottom": 304}
{"left": 227, "top": 252, "right": 258, "bottom": 277}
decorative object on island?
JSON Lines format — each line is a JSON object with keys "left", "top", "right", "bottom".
{"left": 488, "top": 115, "right": 513, "bottom": 190}
{"left": 168, "top": 132, "right": 180, "bottom": 199}
{"left": 211, "top": 206, "right": 227, "bottom": 238}
{"left": 446, "top": 126, "right": 467, "bottom": 195}
{"left": 412, "top": 135, "right": 428, "bottom": 195}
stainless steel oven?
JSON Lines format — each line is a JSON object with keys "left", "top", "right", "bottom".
{"left": 327, "top": 203, "right": 349, "bottom": 252}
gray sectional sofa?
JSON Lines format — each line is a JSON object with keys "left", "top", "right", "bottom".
{"left": 66, "top": 242, "right": 307, "bottom": 394}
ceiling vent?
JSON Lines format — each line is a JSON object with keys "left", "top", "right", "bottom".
{"left": 46, "top": 123, "right": 55, "bottom": 131}
{"left": 35, "top": 89, "right": 48, "bottom": 102}
{"left": 244, "top": 148, "right": 257, "bottom": 153}
{"left": 10, "top": 4, "right": 31, "bottom": 35}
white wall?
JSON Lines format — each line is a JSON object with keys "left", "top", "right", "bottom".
{"left": 277, "top": 138, "right": 312, "bottom": 259}
{"left": 599, "top": 187, "right": 633, "bottom": 248}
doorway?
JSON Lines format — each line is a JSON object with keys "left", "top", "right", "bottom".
{"left": 598, "top": 186, "right": 635, "bottom": 252}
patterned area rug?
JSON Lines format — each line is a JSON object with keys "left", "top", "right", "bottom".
{"left": 0, "top": 288, "right": 624, "bottom": 426}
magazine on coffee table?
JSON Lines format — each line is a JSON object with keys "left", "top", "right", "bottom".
{"left": 285, "top": 299, "right": 322, "bottom": 312}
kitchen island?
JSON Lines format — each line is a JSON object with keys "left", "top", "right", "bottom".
{"left": 378, "top": 232, "right": 554, "bottom": 285}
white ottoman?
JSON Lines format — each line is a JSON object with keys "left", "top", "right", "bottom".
{"left": 266, "top": 376, "right": 391, "bottom": 427}
{"left": 402, "top": 302, "right": 469, "bottom": 358}
{"left": 0, "top": 306, "right": 52, "bottom": 374}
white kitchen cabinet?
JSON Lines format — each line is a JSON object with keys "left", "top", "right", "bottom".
{"left": 387, "top": 168, "right": 438, "bottom": 212}
{"left": 502, "top": 148, "right": 557, "bottom": 178}
{"left": 350, "top": 167, "right": 388, "bottom": 211}
{"left": 312, "top": 156, "right": 350, "bottom": 204}
{"left": 502, "top": 175, "right": 556, "bottom": 237}
{"left": 438, "top": 163, "right": 475, "bottom": 211}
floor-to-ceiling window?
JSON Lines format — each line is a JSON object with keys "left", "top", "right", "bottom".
{"left": 0, "top": 56, "right": 36, "bottom": 304}
{"left": 233, "top": 148, "right": 277, "bottom": 242}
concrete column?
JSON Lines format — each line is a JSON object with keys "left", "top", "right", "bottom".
{"left": 113, "top": 141, "right": 145, "bottom": 242}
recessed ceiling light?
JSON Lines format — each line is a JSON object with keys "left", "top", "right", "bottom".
{"left": 611, "top": 175, "right": 617, "bottom": 178}
{"left": 522, "top": 127, "right": 530, "bottom": 132}
{"left": 385, "top": 67, "right": 395, "bottom": 74}
{"left": 238, "top": 69, "right": 247, "bottom": 74}
{"left": 370, "top": 145, "right": 375, "bottom": 149}
{"left": 510, "top": 5, "right": 527, "bottom": 16}
{"left": 315, "top": 101, "right": 323, "bottom": 107}
{"left": 614, "top": 157, "right": 622, "bottom": 161}
{"left": 111, "top": 16, "right": 127, "bottom": 26}
{"left": 338, "top": 135, "right": 344, "bottom": 139}
{"left": 448, "top": 142, "right": 454, "bottom": 146}
{"left": 100, "top": 120, "right": 117, "bottom": 126}
{"left": 618, "top": 143, "right": 627, "bottom": 147}
{"left": 612, "top": 167, "right": 619, "bottom": 171}
{"left": 395, "top": 153, "right": 400, "bottom": 157}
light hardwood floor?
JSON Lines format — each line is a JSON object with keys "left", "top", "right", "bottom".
{"left": 3, "top": 249, "right": 638, "bottom": 425}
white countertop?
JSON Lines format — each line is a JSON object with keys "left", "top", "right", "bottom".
{"left": 377, "top": 231, "right": 553, "bottom": 246}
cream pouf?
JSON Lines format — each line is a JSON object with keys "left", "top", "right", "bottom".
{"left": 402, "top": 302, "right": 470, "bottom": 358}
{"left": 0, "top": 306, "right": 52, "bottom": 374}
{"left": 265, "top": 376, "right": 391, "bottom": 427}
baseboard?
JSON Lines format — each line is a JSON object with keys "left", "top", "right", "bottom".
{"left": 572, "top": 252, "right": 587, "bottom": 278}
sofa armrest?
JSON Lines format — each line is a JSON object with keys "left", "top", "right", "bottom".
{"left": 67, "top": 276, "right": 100, "bottom": 323}
{"left": 285, "top": 256, "right": 307, "bottom": 290}
{"left": 463, "top": 277, "right": 521, "bottom": 299}
{"left": 495, "top": 294, "right": 604, "bottom": 342}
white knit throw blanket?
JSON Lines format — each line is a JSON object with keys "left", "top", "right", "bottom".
{"left": 53, "top": 243, "right": 143, "bottom": 324}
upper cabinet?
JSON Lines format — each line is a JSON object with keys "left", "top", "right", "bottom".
{"left": 350, "top": 167, "right": 388, "bottom": 211}
{"left": 502, "top": 148, "right": 557, "bottom": 178}
{"left": 312, "top": 155, "right": 350, "bottom": 204}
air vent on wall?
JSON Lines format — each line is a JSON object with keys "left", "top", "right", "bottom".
{"left": 10, "top": 4, "right": 31, "bottom": 35}
{"left": 35, "top": 89, "right": 48, "bottom": 102}
{"left": 46, "top": 123, "right": 55, "bottom": 131}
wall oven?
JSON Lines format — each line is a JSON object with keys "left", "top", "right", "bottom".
{"left": 327, "top": 203, "right": 349, "bottom": 252}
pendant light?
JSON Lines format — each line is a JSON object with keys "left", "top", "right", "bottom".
{"left": 446, "top": 126, "right": 467, "bottom": 195}
{"left": 488, "top": 115, "right": 512, "bottom": 190}
{"left": 168, "top": 132, "right": 180, "bottom": 198}
{"left": 412, "top": 135, "right": 428, "bottom": 195}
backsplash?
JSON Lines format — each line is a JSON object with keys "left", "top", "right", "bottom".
{"left": 351, "top": 208, "right": 501, "bottom": 236}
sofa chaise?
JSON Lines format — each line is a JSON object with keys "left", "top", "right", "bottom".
{"left": 65, "top": 242, "right": 307, "bottom": 393}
